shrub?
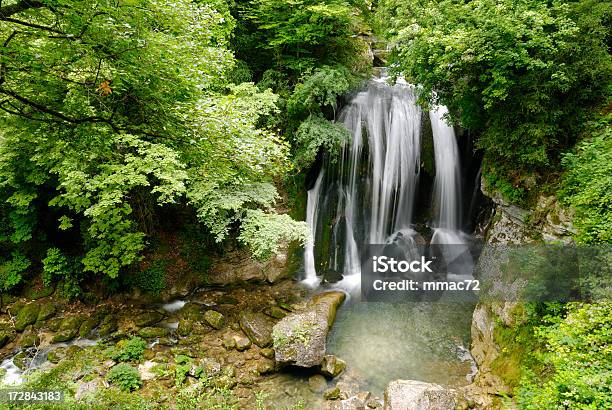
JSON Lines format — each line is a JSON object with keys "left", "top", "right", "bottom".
{"left": 293, "top": 115, "right": 350, "bottom": 170}
{"left": 108, "top": 337, "right": 147, "bottom": 362}
{"left": 132, "top": 260, "right": 168, "bottom": 295}
{"left": 106, "top": 364, "right": 142, "bottom": 392}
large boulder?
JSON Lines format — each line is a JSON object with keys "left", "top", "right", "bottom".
{"left": 52, "top": 316, "right": 82, "bottom": 343}
{"left": 384, "top": 380, "right": 456, "bottom": 410}
{"left": 239, "top": 312, "right": 273, "bottom": 347}
{"left": 273, "top": 291, "right": 345, "bottom": 367}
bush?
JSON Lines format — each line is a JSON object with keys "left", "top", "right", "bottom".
{"left": 517, "top": 303, "right": 612, "bottom": 409}
{"left": 108, "top": 337, "right": 147, "bottom": 362}
{"left": 559, "top": 115, "right": 612, "bottom": 244}
{"left": 132, "top": 260, "right": 168, "bottom": 295}
{"left": 293, "top": 114, "right": 350, "bottom": 170}
{"left": 0, "top": 251, "right": 29, "bottom": 292}
{"left": 106, "top": 364, "right": 142, "bottom": 392}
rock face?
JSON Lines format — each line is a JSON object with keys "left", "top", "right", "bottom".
{"left": 206, "top": 246, "right": 291, "bottom": 285}
{"left": 273, "top": 291, "right": 345, "bottom": 367}
{"left": 383, "top": 380, "right": 456, "bottom": 410}
{"left": 239, "top": 312, "right": 273, "bottom": 347}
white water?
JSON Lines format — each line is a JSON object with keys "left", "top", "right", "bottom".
{"left": 302, "top": 169, "right": 325, "bottom": 288}
{"left": 162, "top": 299, "right": 187, "bottom": 313}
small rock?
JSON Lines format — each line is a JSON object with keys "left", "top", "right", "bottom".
{"left": 309, "top": 374, "right": 328, "bottom": 393}
{"left": 256, "top": 359, "right": 275, "bottom": 374}
{"left": 324, "top": 386, "right": 341, "bottom": 400}
{"left": 223, "top": 334, "right": 237, "bottom": 349}
{"left": 138, "top": 361, "right": 158, "bottom": 381}
{"left": 366, "top": 398, "right": 383, "bottom": 408}
{"left": 260, "top": 348, "right": 275, "bottom": 359}
{"left": 267, "top": 306, "right": 288, "bottom": 319}
{"left": 321, "top": 355, "right": 346, "bottom": 378}
{"left": 138, "top": 327, "right": 170, "bottom": 338}
{"left": 239, "top": 312, "right": 273, "bottom": 347}
{"left": 14, "top": 303, "right": 40, "bottom": 332}
{"left": 75, "top": 380, "right": 100, "bottom": 400}
{"left": 200, "top": 358, "right": 222, "bottom": 376}
{"left": 180, "top": 303, "right": 203, "bottom": 321}
{"left": 328, "top": 395, "right": 365, "bottom": 410}
{"left": 47, "top": 348, "right": 65, "bottom": 364}
{"left": 204, "top": 310, "right": 225, "bottom": 330}
{"left": 135, "top": 311, "right": 164, "bottom": 327}
{"left": 19, "top": 332, "right": 39, "bottom": 348}
{"left": 234, "top": 335, "right": 252, "bottom": 351}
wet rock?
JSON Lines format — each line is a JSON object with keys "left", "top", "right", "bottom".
{"left": 239, "top": 312, "right": 274, "bottom": 347}
{"left": 98, "top": 314, "right": 118, "bottom": 336}
{"left": 273, "top": 291, "right": 345, "bottom": 367}
{"left": 15, "top": 303, "right": 40, "bottom": 332}
{"left": 135, "top": 311, "right": 164, "bottom": 327}
{"left": 52, "top": 316, "right": 82, "bottom": 342}
{"left": 75, "top": 380, "right": 100, "bottom": 400}
{"left": 0, "top": 331, "right": 12, "bottom": 348}
{"left": 260, "top": 348, "right": 274, "bottom": 359}
{"left": 309, "top": 374, "right": 328, "bottom": 393}
{"left": 78, "top": 317, "right": 100, "bottom": 338}
{"left": 177, "top": 319, "right": 193, "bottom": 337}
{"left": 321, "top": 355, "right": 346, "bottom": 378}
{"left": 234, "top": 334, "right": 252, "bottom": 351}
{"left": 324, "top": 386, "right": 341, "bottom": 400}
{"left": 383, "top": 380, "right": 456, "bottom": 410}
{"left": 180, "top": 303, "right": 203, "bottom": 321}
{"left": 37, "top": 302, "right": 56, "bottom": 322}
{"left": 13, "top": 352, "right": 27, "bottom": 370}
{"left": 138, "top": 327, "right": 170, "bottom": 339}
{"left": 204, "top": 310, "right": 225, "bottom": 330}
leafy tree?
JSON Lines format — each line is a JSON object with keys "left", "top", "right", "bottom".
{"left": 380, "top": 0, "right": 611, "bottom": 194}
{"left": 0, "top": 0, "right": 307, "bottom": 287}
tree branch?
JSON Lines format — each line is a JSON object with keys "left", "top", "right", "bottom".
{"left": 1, "top": 17, "right": 64, "bottom": 34}
{"left": 0, "top": 1, "right": 44, "bottom": 18}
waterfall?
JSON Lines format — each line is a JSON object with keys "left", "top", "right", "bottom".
{"left": 302, "top": 79, "right": 422, "bottom": 290}
{"left": 303, "top": 169, "right": 324, "bottom": 287}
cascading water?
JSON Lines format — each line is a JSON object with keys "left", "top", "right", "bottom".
{"left": 303, "top": 78, "right": 422, "bottom": 290}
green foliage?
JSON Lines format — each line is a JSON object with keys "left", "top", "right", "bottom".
{"left": 132, "top": 260, "right": 168, "bottom": 295}
{"left": 381, "top": 0, "right": 611, "bottom": 192}
{"left": 174, "top": 354, "right": 193, "bottom": 386}
{"left": 106, "top": 363, "right": 142, "bottom": 392}
{"left": 0, "top": 0, "right": 307, "bottom": 288}
{"left": 517, "top": 302, "right": 612, "bottom": 409}
{"left": 294, "top": 115, "right": 350, "bottom": 170}
{"left": 239, "top": 209, "right": 310, "bottom": 260}
{"left": 238, "top": 0, "right": 369, "bottom": 74}
{"left": 108, "top": 337, "right": 147, "bottom": 362}
{"left": 0, "top": 251, "right": 29, "bottom": 292}
{"left": 559, "top": 115, "right": 612, "bottom": 244}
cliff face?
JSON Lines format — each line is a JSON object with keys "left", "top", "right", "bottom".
{"left": 465, "top": 178, "right": 576, "bottom": 408}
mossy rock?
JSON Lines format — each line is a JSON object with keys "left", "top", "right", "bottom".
{"left": 14, "top": 303, "right": 40, "bottom": 332}
{"left": 267, "top": 306, "right": 288, "bottom": 319}
{"left": 240, "top": 312, "right": 273, "bottom": 347}
{"left": 46, "top": 317, "right": 64, "bottom": 332}
{"left": 138, "top": 327, "right": 170, "bottom": 339}
{"left": 37, "top": 302, "right": 56, "bottom": 322}
{"left": 180, "top": 303, "right": 203, "bottom": 321}
{"left": 24, "top": 284, "right": 55, "bottom": 300}
{"left": 177, "top": 319, "right": 193, "bottom": 337}
{"left": 47, "top": 348, "right": 65, "bottom": 364}
{"left": 98, "top": 315, "right": 118, "bottom": 337}
{"left": 324, "top": 386, "right": 341, "bottom": 400}
{"left": 19, "top": 332, "right": 40, "bottom": 348}
{"left": 134, "top": 311, "right": 164, "bottom": 327}
{"left": 204, "top": 310, "right": 225, "bottom": 330}
{"left": 13, "top": 351, "right": 28, "bottom": 370}
{"left": 79, "top": 317, "right": 101, "bottom": 338}
{"left": 52, "top": 316, "right": 83, "bottom": 343}
{"left": 0, "top": 331, "right": 12, "bottom": 349}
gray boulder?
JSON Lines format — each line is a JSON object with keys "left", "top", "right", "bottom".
{"left": 384, "top": 380, "right": 455, "bottom": 410}
{"left": 273, "top": 291, "right": 345, "bottom": 367}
